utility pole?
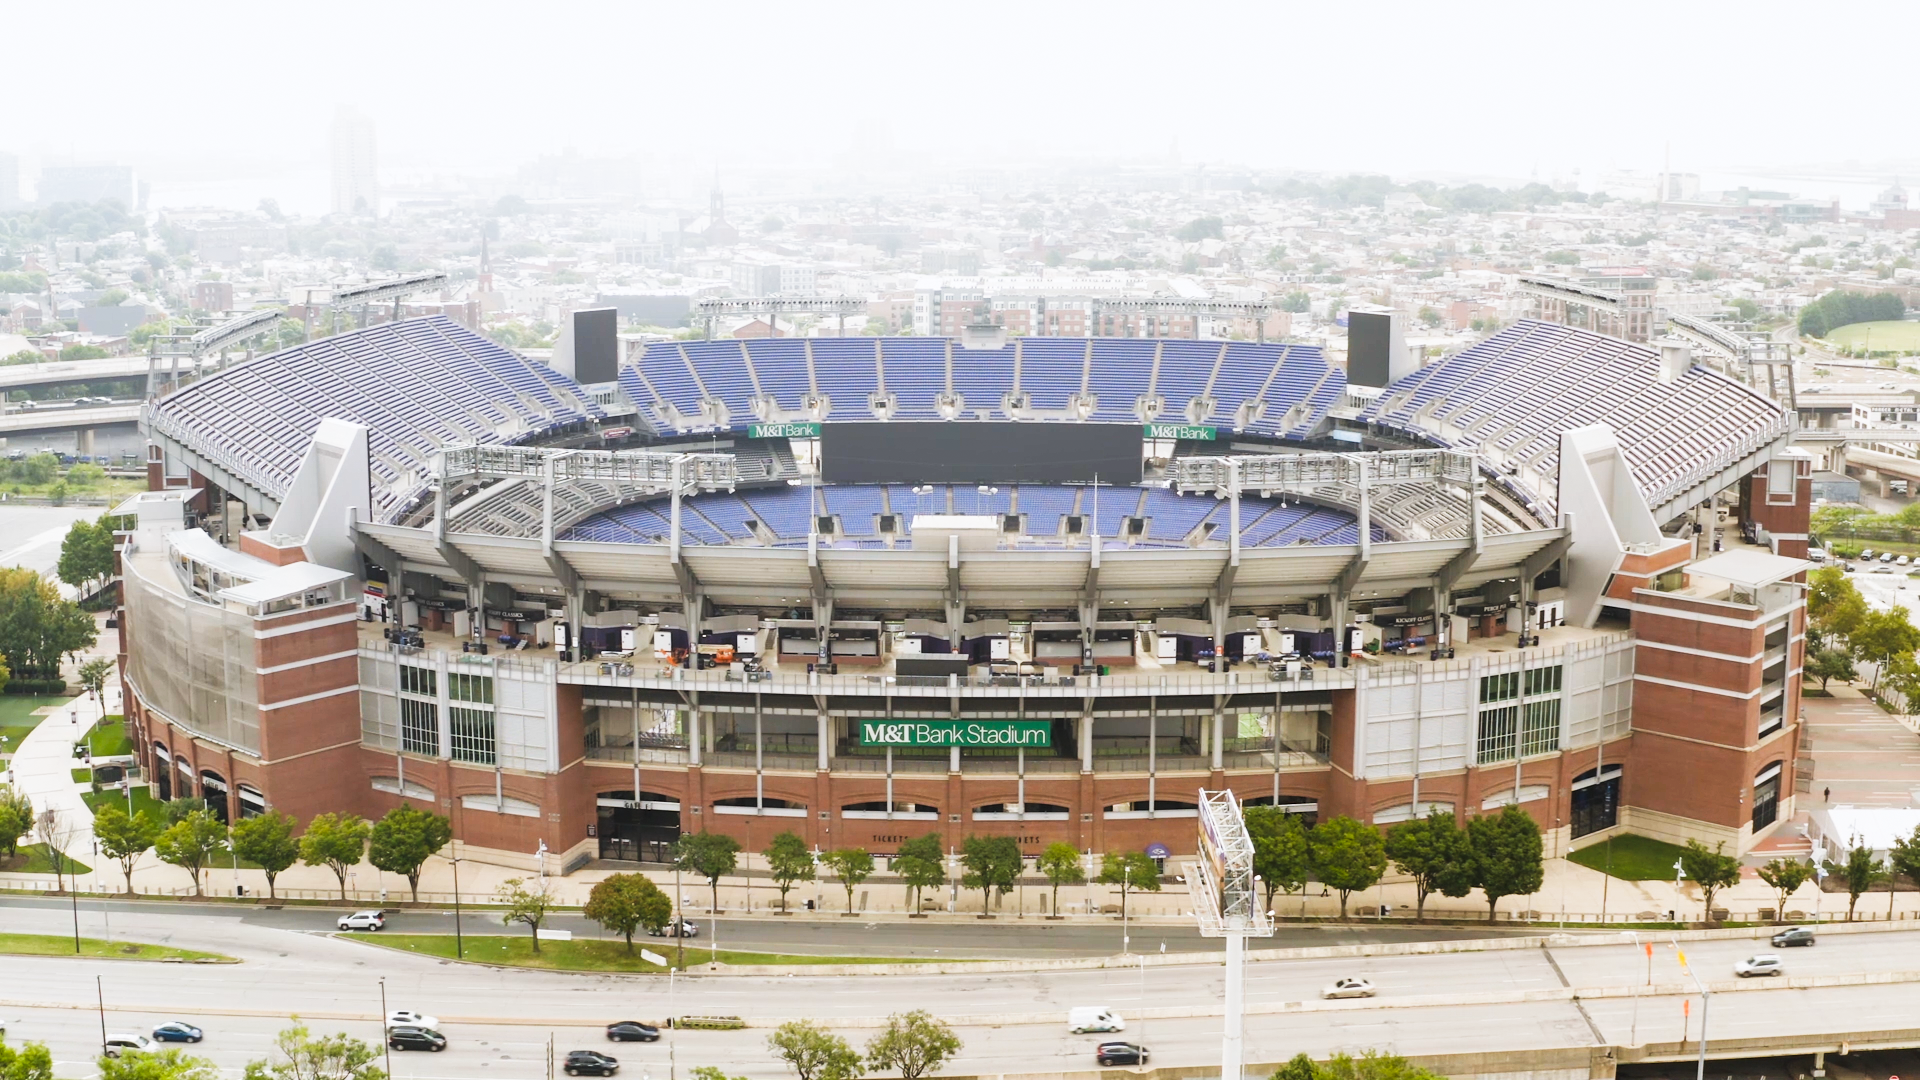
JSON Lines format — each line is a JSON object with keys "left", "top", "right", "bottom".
{"left": 379, "top": 978, "right": 393, "bottom": 1080}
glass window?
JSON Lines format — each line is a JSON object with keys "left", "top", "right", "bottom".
{"left": 1524, "top": 665, "right": 1562, "bottom": 697}
{"left": 1753, "top": 762, "right": 1782, "bottom": 831}
{"left": 1479, "top": 671, "right": 1519, "bottom": 703}
{"left": 449, "top": 673, "right": 494, "bottom": 705}
{"left": 450, "top": 707, "right": 496, "bottom": 765}
{"left": 400, "top": 666, "right": 436, "bottom": 697}
{"left": 1571, "top": 766, "right": 1621, "bottom": 839}
{"left": 1476, "top": 706, "right": 1517, "bottom": 764}
{"left": 1521, "top": 699, "right": 1561, "bottom": 756}
{"left": 400, "top": 698, "right": 439, "bottom": 757}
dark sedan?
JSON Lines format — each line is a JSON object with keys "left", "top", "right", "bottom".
{"left": 151, "top": 1022, "right": 204, "bottom": 1044}
{"left": 566, "top": 1050, "right": 620, "bottom": 1076}
{"left": 1096, "top": 1042, "right": 1149, "bottom": 1066}
{"left": 606, "top": 1022, "right": 660, "bottom": 1042}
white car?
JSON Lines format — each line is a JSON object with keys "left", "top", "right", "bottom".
{"left": 338, "top": 911, "right": 385, "bottom": 931}
{"left": 103, "top": 1034, "right": 152, "bottom": 1057}
{"left": 1321, "top": 977, "right": 1376, "bottom": 999}
{"left": 1734, "top": 954, "right": 1784, "bottom": 978}
{"left": 387, "top": 1010, "right": 439, "bottom": 1029}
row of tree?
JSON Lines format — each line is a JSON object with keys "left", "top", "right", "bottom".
{"left": 82, "top": 801, "right": 451, "bottom": 900}
{"left": 0, "top": 568, "right": 97, "bottom": 691}
{"left": 1797, "top": 288, "right": 1906, "bottom": 338}
{"left": 1243, "top": 804, "right": 1545, "bottom": 921}
{"left": 1755, "top": 824, "right": 1920, "bottom": 922}
{"left": 1805, "top": 566, "right": 1920, "bottom": 702}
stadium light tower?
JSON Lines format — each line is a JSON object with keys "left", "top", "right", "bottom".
{"left": 1190, "top": 789, "right": 1274, "bottom": 1080}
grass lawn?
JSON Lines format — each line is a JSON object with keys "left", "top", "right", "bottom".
{"left": 82, "top": 784, "right": 164, "bottom": 820}
{"left": 69, "top": 768, "right": 91, "bottom": 783}
{"left": 0, "top": 693, "right": 77, "bottom": 758}
{"left": 0, "top": 843, "right": 93, "bottom": 875}
{"left": 0, "top": 932, "right": 233, "bottom": 962}
{"left": 359, "top": 934, "right": 951, "bottom": 972}
{"left": 86, "top": 717, "right": 132, "bottom": 757}
{"left": 1568, "top": 833, "right": 1691, "bottom": 881}
{"left": 1826, "top": 320, "right": 1920, "bottom": 352}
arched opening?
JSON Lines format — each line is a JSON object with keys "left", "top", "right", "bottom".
{"left": 236, "top": 784, "right": 266, "bottom": 820}
{"left": 1753, "top": 761, "right": 1783, "bottom": 831}
{"left": 595, "top": 790, "right": 682, "bottom": 863}
{"left": 842, "top": 802, "right": 939, "bottom": 820}
{"left": 199, "top": 770, "right": 229, "bottom": 824}
{"left": 151, "top": 743, "right": 172, "bottom": 801}
{"left": 971, "top": 802, "right": 1069, "bottom": 820}
{"left": 1572, "top": 765, "right": 1622, "bottom": 838}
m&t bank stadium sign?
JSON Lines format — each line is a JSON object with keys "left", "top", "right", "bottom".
{"left": 1143, "top": 423, "right": 1217, "bottom": 441}
{"left": 859, "top": 720, "right": 1051, "bottom": 747}
{"left": 749, "top": 422, "right": 822, "bottom": 439}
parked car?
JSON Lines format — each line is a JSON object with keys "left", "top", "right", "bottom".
{"left": 1322, "top": 977, "right": 1377, "bottom": 999}
{"left": 646, "top": 919, "right": 700, "bottom": 938}
{"left": 151, "top": 1022, "right": 204, "bottom": 1043}
{"left": 1876, "top": 564, "right": 1897, "bottom": 573}
{"left": 1096, "top": 1042, "right": 1150, "bottom": 1066}
{"left": 1860, "top": 549, "right": 1876, "bottom": 561}
{"left": 1881, "top": 551, "right": 1896, "bottom": 562}
{"left": 1771, "top": 927, "right": 1816, "bottom": 947}
{"left": 338, "top": 911, "right": 385, "bottom": 931}
{"left": 1899, "top": 555, "right": 1911, "bottom": 566}
{"left": 386, "top": 1010, "right": 438, "bottom": 1029}
{"left": 605, "top": 1022, "right": 660, "bottom": 1042}
{"left": 103, "top": 1034, "right": 153, "bottom": 1057}
{"left": 1068, "top": 1007, "right": 1124, "bottom": 1033}
{"left": 387, "top": 1026, "right": 447, "bottom": 1052}
{"left": 1734, "top": 954, "right": 1784, "bottom": 978}
{"left": 566, "top": 1050, "right": 620, "bottom": 1076}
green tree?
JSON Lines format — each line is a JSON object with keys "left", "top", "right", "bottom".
{"left": 1177, "top": 217, "right": 1224, "bottom": 242}
{"left": 241, "top": 1022, "right": 386, "bottom": 1080}
{"left": 674, "top": 831, "right": 742, "bottom": 913}
{"left": 1852, "top": 606, "right": 1920, "bottom": 692}
{"left": 77, "top": 658, "right": 114, "bottom": 701}
{"left": 1826, "top": 840, "right": 1884, "bottom": 922}
{"left": 865, "top": 1010, "right": 962, "bottom": 1080}
{"left": 1755, "top": 857, "right": 1815, "bottom": 922}
{"left": 820, "top": 847, "right": 875, "bottom": 914}
{"left": 1883, "top": 653, "right": 1920, "bottom": 718}
{"left": 764, "top": 831, "right": 815, "bottom": 913}
{"left": 92, "top": 804, "right": 160, "bottom": 894}
{"left": 230, "top": 811, "right": 301, "bottom": 899}
{"left": 1807, "top": 648, "right": 1858, "bottom": 691}
{"left": 98, "top": 1047, "right": 220, "bottom": 1080}
{"left": 1467, "top": 805, "right": 1544, "bottom": 922}
{"left": 1095, "top": 849, "right": 1162, "bottom": 924}
{"left": 366, "top": 805, "right": 453, "bottom": 902}
{"left": 1310, "top": 815, "right": 1387, "bottom": 920}
{"left": 895, "top": 833, "right": 946, "bottom": 913}
{"left": 766, "top": 1020, "right": 862, "bottom": 1080}
{"left": 1274, "top": 1053, "right": 1319, "bottom": 1080}
{"left": 0, "top": 1037, "right": 54, "bottom": 1080}
{"left": 1245, "top": 806, "right": 1313, "bottom": 910}
{"left": 1889, "top": 827, "right": 1920, "bottom": 920}
{"left": 299, "top": 812, "right": 371, "bottom": 901}
{"left": 56, "top": 517, "right": 115, "bottom": 589}
{"left": 153, "top": 808, "right": 224, "bottom": 896}
{"left": 0, "top": 568, "right": 98, "bottom": 680}
{"left": 0, "top": 785, "right": 34, "bottom": 859}
{"left": 1385, "top": 811, "right": 1475, "bottom": 919}
{"left": 583, "top": 872, "right": 673, "bottom": 952}
{"left": 496, "top": 876, "right": 558, "bottom": 953}
{"left": 1316, "top": 1050, "right": 1450, "bottom": 1080}
{"left": 1679, "top": 840, "right": 1741, "bottom": 920}
{"left": 691, "top": 1070, "right": 749, "bottom": 1080}
{"left": 1279, "top": 290, "right": 1311, "bottom": 313}
{"left": 960, "top": 834, "right": 1024, "bottom": 915}
{"left": 1037, "top": 841, "right": 1085, "bottom": 915}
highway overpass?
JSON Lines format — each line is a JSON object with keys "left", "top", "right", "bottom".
{"left": 0, "top": 355, "right": 202, "bottom": 395}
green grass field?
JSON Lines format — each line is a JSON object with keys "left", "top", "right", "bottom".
{"left": 86, "top": 717, "right": 132, "bottom": 757}
{"left": 83, "top": 784, "right": 164, "bottom": 820}
{"left": 0, "top": 694, "right": 78, "bottom": 760}
{"left": 359, "top": 934, "right": 953, "bottom": 972}
{"left": 1568, "top": 833, "right": 1691, "bottom": 881}
{"left": 0, "top": 932, "right": 232, "bottom": 962}
{"left": 1825, "top": 320, "right": 1920, "bottom": 351}
{"left": 0, "top": 843, "right": 93, "bottom": 875}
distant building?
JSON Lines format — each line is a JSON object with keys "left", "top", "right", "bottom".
{"left": 39, "top": 164, "right": 136, "bottom": 208}
{"left": 193, "top": 281, "right": 234, "bottom": 313}
{"left": 1872, "top": 178, "right": 1909, "bottom": 217}
{"left": 331, "top": 107, "right": 379, "bottom": 215}
{"left": 732, "top": 318, "right": 785, "bottom": 339}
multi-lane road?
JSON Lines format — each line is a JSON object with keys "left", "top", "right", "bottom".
{"left": 7, "top": 900, "right": 1920, "bottom": 1079}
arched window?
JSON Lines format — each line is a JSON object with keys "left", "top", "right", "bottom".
{"left": 236, "top": 784, "right": 266, "bottom": 820}
{"left": 199, "top": 770, "right": 229, "bottom": 824}
{"left": 1572, "top": 765, "right": 1622, "bottom": 838}
{"left": 1753, "top": 761, "right": 1783, "bottom": 831}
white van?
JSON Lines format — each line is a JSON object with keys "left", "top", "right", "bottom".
{"left": 1068, "top": 1007, "right": 1124, "bottom": 1034}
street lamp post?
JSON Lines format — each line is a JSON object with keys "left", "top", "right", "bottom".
{"left": 1121, "top": 862, "right": 1131, "bottom": 954}
{"left": 451, "top": 845, "right": 464, "bottom": 960}
{"left": 1673, "top": 938, "right": 1709, "bottom": 1080}
{"left": 378, "top": 977, "right": 393, "bottom": 1080}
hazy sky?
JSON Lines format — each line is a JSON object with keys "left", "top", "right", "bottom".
{"left": 10, "top": 0, "right": 1917, "bottom": 205}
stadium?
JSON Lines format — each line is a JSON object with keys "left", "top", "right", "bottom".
{"left": 114, "top": 304, "right": 1809, "bottom": 879}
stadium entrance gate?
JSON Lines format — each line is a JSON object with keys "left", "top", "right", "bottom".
{"left": 596, "top": 791, "right": 681, "bottom": 863}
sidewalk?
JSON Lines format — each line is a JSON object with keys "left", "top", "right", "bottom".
{"left": 11, "top": 680, "right": 111, "bottom": 872}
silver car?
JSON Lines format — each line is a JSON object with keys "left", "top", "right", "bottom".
{"left": 1321, "top": 977, "right": 1376, "bottom": 999}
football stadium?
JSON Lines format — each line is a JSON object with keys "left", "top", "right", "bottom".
{"left": 115, "top": 306, "right": 1808, "bottom": 876}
